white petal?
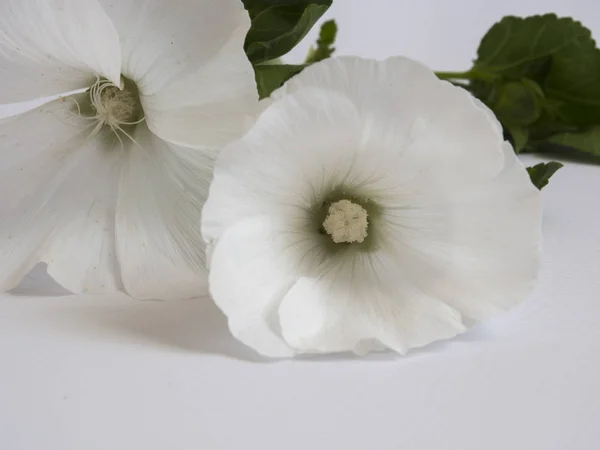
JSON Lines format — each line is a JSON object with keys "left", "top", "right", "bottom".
{"left": 202, "top": 88, "right": 363, "bottom": 242}
{"left": 115, "top": 124, "right": 212, "bottom": 300}
{"left": 272, "top": 56, "right": 432, "bottom": 110}
{"left": 0, "top": 0, "right": 121, "bottom": 103}
{"left": 278, "top": 269, "right": 466, "bottom": 354}
{"left": 341, "top": 79, "right": 541, "bottom": 319}
{"left": 378, "top": 142, "right": 542, "bottom": 320}
{"left": 203, "top": 56, "right": 542, "bottom": 357}
{"left": 208, "top": 217, "right": 313, "bottom": 358}
{"left": 99, "top": 0, "right": 257, "bottom": 147}
{"left": 0, "top": 97, "right": 121, "bottom": 293}
{"left": 269, "top": 58, "right": 542, "bottom": 320}
{"left": 280, "top": 57, "right": 506, "bottom": 176}
{"left": 43, "top": 135, "right": 123, "bottom": 294}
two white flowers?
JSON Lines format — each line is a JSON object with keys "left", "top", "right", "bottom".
{"left": 0, "top": 0, "right": 542, "bottom": 358}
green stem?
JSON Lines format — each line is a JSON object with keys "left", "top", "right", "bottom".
{"left": 435, "top": 70, "right": 497, "bottom": 82}
{"left": 448, "top": 80, "right": 471, "bottom": 90}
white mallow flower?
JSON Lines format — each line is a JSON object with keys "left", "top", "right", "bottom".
{"left": 202, "top": 57, "right": 542, "bottom": 358}
{"left": 0, "top": 0, "right": 258, "bottom": 299}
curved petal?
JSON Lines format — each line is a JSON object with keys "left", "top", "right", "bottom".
{"left": 268, "top": 58, "right": 542, "bottom": 321}
{"left": 348, "top": 89, "right": 541, "bottom": 320}
{"left": 376, "top": 142, "right": 542, "bottom": 320}
{"left": 202, "top": 88, "right": 363, "bottom": 242}
{"left": 99, "top": 0, "right": 257, "bottom": 147}
{"left": 278, "top": 269, "right": 466, "bottom": 355}
{"left": 208, "top": 217, "right": 316, "bottom": 358}
{"left": 43, "top": 135, "right": 123, "bottom": 294}
{"left": 0, "top": 97, "right": 121, "bottom": 293}
{"left": 115, "top": 124, "right": 213, "bottom": 300}
{"left": 0, "top": 0, "right": 121, "bottom": 103}
{"left": 271, "top": 56, "right": 434, "bottom": 112}
{"left": 203, "top": 56, "right": 542, "bottom": 357}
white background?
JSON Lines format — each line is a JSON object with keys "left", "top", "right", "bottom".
{"left": 1, "top": 1, "right": 600, "bottom": 449}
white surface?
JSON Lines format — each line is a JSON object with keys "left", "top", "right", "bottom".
{"left": 1, "top": 1, "right": 600, "bottom": 449}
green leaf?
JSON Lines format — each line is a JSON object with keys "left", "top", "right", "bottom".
{"left": 544, "top": 35, "right": 600, "bottom": 125}
{"left": 474, "top": 14, "right": 600, "bottom": 125}
{"left": 254, "top": 64, "right": 306, "bottom": 99}
{"left": 546, "top": 127, "right": 600, "bottom": 156}
{"left": 526, "top": 161, "right": 564, "bottom": 189}
{"left": 493, "top": 81, "right": 543, "bottom": 125}
{"left": 474, "top": 14, "right": 586, "bottom": 79}
{"left": 506, "top": 123, "right": 529, "bottom": 153}
{"left": 305, "top": 19, "right": 337, "bottom": 64}
{"left": 243, "top": 0, "right": 332, "bottom": 64}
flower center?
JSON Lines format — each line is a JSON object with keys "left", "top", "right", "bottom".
{"left": 322, "top": 199, "right": 369, "bottom": 244}
{"left": 89, "top": 77, "right": 143, "bottom": 130}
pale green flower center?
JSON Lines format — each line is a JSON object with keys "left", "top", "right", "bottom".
{"left": 89, "top": 77, "right": 144, "bottom": 131}
{"left": 322, "top": 199, "right": 369, "bottom": 244}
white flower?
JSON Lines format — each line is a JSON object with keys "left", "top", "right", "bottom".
{"left": 0, "top": 0, "right": 258, "bottom": 299}
{"left": 201, "top": 57, "right": 542, "bottom": 357}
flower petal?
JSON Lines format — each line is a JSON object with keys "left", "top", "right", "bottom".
{"left": 208, "top": 216, "right": 315, "bottom": 358}
{"left": 344, "top": 80, "right": 541, "bottom": 319}
{"left": 377, "top": 142, "right": 541, "bottom": 320}
{"left": 278, "top": 270, "right": 466, "bottom": 355}
{"left": 269, "top": 58, "right": 542, "bottom": 321}
{"left": 202, "top": 88, "right": 363, "bottom": 242}
{"left": 0, "top": 0, "right": 121, "bottom": 103}
{"left": 272, "top": 56, "right": 432, "bottom": 111}
{"left": 42, "top": 136, "right": 123, "bottom": 294}
{"left": 115, "top": 124, "right": 212, "bottom": 300}
{"left": 203, "top": 56, "right": 542, "bottom": 357}
{"left": 0, "top": 97, "right": 121, "bottom": 293}
{"left": 99, "top": 0, "right": 257, "bottom": 147}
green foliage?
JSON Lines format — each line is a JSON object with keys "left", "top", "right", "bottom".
{"left": 547, "top": 127, "right": 600, "bottom": 156}
{"left": 305, "top": 20, "right": 338, "bottom": 64}
{"left": 254, "top": 64, "right": 306, "bottom": 98}
{"left": 506, "top": 124, "right": 529, "bottom": 153}
{"left": 474, "top": 15, "right": 590, "bottom": 81}
{"left": 527, "top": 162, "right": 564, "bottom": 190}
{"left": 439, "top": 14, "right": 600, "bottom": 170}
{"left": 243, "top": 8, "right": 592, "bottom": 191}
{"left": 474, "top": 14, "right": 600, "bottom": 126}
{"left": 243, "top": 2, "right": 334, "bottom": 99}
{"left": 243, "top": 0, "right": 332, "bottom": 64}
{"left": 492, "top": 81, "right": 543, "bottom": 126}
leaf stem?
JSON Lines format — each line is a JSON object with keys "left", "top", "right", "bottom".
{"left": 448, "top": 80, "right": 472, "bottom": 90}
{"left": 435, "top": 70, "right": 497, "bottom": 82}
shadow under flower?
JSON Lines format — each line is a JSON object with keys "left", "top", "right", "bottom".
{"left": 10, "top": 263, "right": 72, "bottom": 296}
{"left": 51, "top": 297, "right": 271, "bottom": 363}
{"left": 10, "top": 264, "right": 268, "bottom": 362}
{"left": 9, "top": 264, "right": 499, "bottom": 363}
